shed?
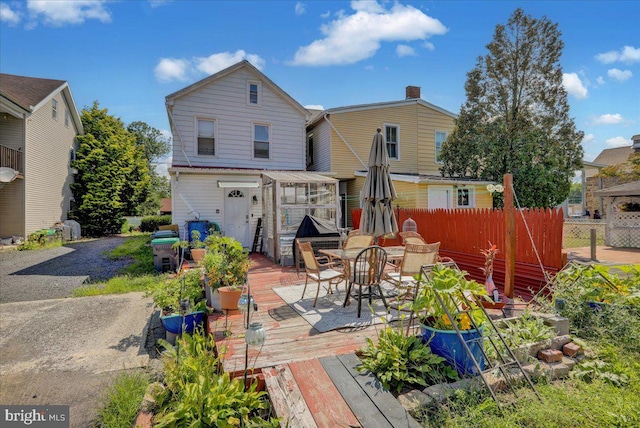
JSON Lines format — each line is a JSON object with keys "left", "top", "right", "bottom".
{"left": 261, "top": 171, "right": 340, "bottom": 265}
{"left": 594, "top": 181, "right": 640, "bottom": 248}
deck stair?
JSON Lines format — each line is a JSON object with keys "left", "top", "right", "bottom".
{"left": 263, "top": 354, "right": 420, "bottom": 428}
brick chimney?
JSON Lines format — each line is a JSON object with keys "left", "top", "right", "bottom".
{"left": 406, "top": 86, "right": 421, "bottom": 99}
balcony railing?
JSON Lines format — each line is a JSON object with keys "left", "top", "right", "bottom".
{"left": 0, "top": 144, "right": 23, "bottom": 173}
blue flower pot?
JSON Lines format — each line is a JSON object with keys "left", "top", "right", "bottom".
{"left": 160, "top": 311, "right": 206, "bottom": 334}
{"left": 421, "top": 324, "right": 485, "bottom": 377}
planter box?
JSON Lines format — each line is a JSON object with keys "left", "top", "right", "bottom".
{"left": 421, "top": 324, "right": 485, "bottom": 377}
{"left": 160, "top": 311, "right": 206, "bottom": 334}
{"left": 228, "top": 368, "right": 266, "bottom": 392}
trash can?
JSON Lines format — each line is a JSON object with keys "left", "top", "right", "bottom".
{"left": 152, "top": 237, "right": 179, "bottom": 272}
{"left": 187, "top": 220, "right": 211, "bottom": 243}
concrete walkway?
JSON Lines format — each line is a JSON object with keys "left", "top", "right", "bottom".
{"left": 565, "top": 245, "right": 640, "bottom": 265}
{"left": 0, "top": 293, "right": 155, "bottom": 428}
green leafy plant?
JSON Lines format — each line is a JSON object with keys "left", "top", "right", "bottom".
{"left": 145, "top": 268, "right": 206, "bottom": 314}
{"left": 154, "top": 330, "right": 279, "bottom": 427}
{"left": 571, "top": 359, "right": 630, "bottom": 387}
{"left": 94, "top": 370, "right": 149, "bottom": 428}
{"left": 202, "top": 235, "right": 251, "bottom": 291}
{"left": 358, "top": 326, "right": 458, "bottom": 393}
{"left": 412, "top": 264, "right": 488, "bottom": 331}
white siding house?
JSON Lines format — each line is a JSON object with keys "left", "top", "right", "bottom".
{"left": 166, "top": 60, "right": 310, "bottom": 248}
{"left": 0, "top": 74, "right": 83, "bottom": 240}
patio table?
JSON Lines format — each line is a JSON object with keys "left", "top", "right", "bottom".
{"left": 318, "top": 245, "right": 406, "bottom": 264}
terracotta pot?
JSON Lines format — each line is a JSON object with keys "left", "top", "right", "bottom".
{"left": 190, "top": 248, "right": 206, "bottom": 263}
{"left": 218, "top": 286, "right": 242, "bottom": 310}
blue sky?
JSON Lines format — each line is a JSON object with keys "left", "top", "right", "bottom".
{"left": 1, "top": 0, "right": 638, "bottom": 174}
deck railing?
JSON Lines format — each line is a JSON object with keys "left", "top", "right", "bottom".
{"left": 0, "top": 144, "right": 23, "bottom": 172}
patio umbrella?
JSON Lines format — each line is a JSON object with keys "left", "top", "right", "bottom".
{"left": 359, "top": 128, "right": 398, "bottom": 240}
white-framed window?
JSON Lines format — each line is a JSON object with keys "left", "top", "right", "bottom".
{"left": 196, "top": 118, "right": 216, "bottom": 156}
{"left": 253, "top": 123, "right": 270, "bottom": 159}
{"left": 65, "top": 109, "right": 70, "bottom": 127}
{"left": 456, "top": 187, "right": 475, "bottom": 208}
{"left": 435, "top": 130, "right": 448, "bottom": 164}
{"left": 247, "top": 81, "right": 261, "bottom": 106}
{"left": 384, "top": 124, "right": 399, "bottom": 160}
{"left": 52, "top": 99, "right": 58, "bottom": 120}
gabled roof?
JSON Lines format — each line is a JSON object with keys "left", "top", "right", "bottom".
{"left": 307, "top": 98, "right": 458, "bottom": 127}
{"left": 0, "top": 73, "right": 83, "bottom": 133}
{"left": 593, "top": 146, "right": 634, "bottom": 166}
{"left": 594, "top": 181, "right": 640, "bottom": 197}
{"left": 165, "top": 60, "right": 309, "bottom": 119}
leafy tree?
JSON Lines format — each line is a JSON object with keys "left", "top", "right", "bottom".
{"left": 568, "top": 182, "right": 582, "bottom": 204}
{"left": 127, "top": 121, "right": 171, "bottom": 216}
{"left": 439, "top": 8, "right": 583, "bottom": 208}
{"left": 70, "top": 102, "right": 149, "bottom": 236}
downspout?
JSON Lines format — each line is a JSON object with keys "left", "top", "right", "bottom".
{"left": 324, "top": 113, "right": 367, "bottom": 170}
{"left": 166, "top": 101, "right": 192, "bottom": 168}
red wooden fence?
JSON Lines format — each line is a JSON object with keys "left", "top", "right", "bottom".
{"left": 352, "top": 207, "right": 566, "bottom": 298}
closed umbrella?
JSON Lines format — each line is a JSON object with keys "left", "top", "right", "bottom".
{"left": 360, "top": 128, "right": 398, "bottom": 240}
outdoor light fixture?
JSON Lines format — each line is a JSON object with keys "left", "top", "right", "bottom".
{"left": 487, "top": 184, "right": 504, "bottom": 193}
{"left": 242, "top": 279, "right": 265, "bottom": 387}
{"left": 245, "top": 322, "right": 266, "bottom": 346}
{"left": 238, "top": 294, "right": 255, "bottom": 317}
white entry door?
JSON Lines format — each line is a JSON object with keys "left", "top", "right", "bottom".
{"left": 224, "top": 189, "right": 250, "bottom": 248}
{"left": 428, "top": 186, "right": 454, "bottom": 209}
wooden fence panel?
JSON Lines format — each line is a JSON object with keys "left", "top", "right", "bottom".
{"left": 352, "top": 207, "right": 564, "bottom": 294}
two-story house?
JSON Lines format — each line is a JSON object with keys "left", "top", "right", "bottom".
{"left": 166, "top": 60, "right": 339, "bottom": 257}
{"left": 306, "top": 86, "right": 493, "bottom": 227}
{"left": 0, "top": 73, "right": 83, "bottom": 241}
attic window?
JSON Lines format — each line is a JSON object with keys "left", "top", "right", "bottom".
{"left": 52, "top": 99, "right": 58, "bottom": 120}
{"left": 247, "top": 81, "right": 261, "bottom": 106}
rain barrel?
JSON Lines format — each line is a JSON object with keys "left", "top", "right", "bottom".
{"left": 187, "top": 220, "right": 210, "bottom": 243}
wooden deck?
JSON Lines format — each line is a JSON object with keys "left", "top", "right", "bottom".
{"left": 209, "top": 253, "right": 386, "bottom": 373}
{"left": 209, "top": 254, "right": 420, "bottom": 427}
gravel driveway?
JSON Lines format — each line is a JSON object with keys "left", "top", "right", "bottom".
{"left": 0, "top": 236, "right": 132, "bottom": 303}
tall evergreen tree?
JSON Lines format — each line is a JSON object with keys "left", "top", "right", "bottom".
{"left": 70, "top": 102, "right": 148, "bottom": 236}
{"left": 439, "top": 8, "right": 584, "bottom": 208}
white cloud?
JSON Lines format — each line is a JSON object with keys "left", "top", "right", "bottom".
{"left": 595, "top": 45, "right": 640, "bottom": 64}
{"left": 195, "top": 50, "right": 265, "bottom": 75}
{"left": 154, "top": 58, "right": 189, "bottom": 83}
{"left": 149, "top": 0, "right": 173, "bottom": 8}
{"left": 606, "top": 136, "right": 631, "bottom": 147}
{"left": 596, "top": 76, "right": 605, "bottom": 85}
{"left": 562, "top": 73, "right": 588, "bottom": 99}
{"left": 26, "top": 0, "right": 111, "bottom": 26}
{"left": 592, "top": 113, "right": 624, "bottom": 125}
{"left": 154, "top": 50, "right": 265, "bottom": 83}
{"left": 396, "top": 44, "right": 416, "bottom": 57}
{"left": 0, "top": 3, "right": 21, "bottom": 25}
{"left": 423, "top": 41, "right": 435, "bottom": 51}
{"left": 320, "top": 10, "right": 330, "bottom": 19}
{"left": 607, "top": 68, "right": 633, "bottom": 82}
{"left": 304, "top": 104, "right": 324, "bottom": 110}
{"left": 295, "top": 2, "right": 306, "bottom": 15}
{"left": 290, "top": 0, "right": 447, "bottom": 66}
{"left": 582, "top": 134, "right": 596, "bottom": 144}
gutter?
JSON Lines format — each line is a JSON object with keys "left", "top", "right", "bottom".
{"left": 165, "top": 101, "right": 192, "bottom": 168}
{"left": 323, "top": 113, "right": 367, "bottom": 170}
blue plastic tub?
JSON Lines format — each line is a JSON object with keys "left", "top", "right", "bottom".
{"left": 421, "top": 324, "right": 485, "bottom": 376}
{"left": 160, "top": 311, "right": 206, "bottom": 334}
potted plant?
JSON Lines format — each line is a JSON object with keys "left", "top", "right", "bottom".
{"left": 202, "top": 235, "right": 252, "bottom": 311}
{"left": 145, "top": 268, "right": 208, "bottom": 341}
{"left": 411, "top": 263, "right": 489, "bottom": 376}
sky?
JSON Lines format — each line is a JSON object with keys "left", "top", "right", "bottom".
{"left": 1, "top": 0, "right": 638, "bottom": 175}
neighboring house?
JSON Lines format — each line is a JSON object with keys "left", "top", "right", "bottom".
{"left": 166, "top": 60, "right": 315, "bottom": 249}
{"left": 584, "top": 142, "right": 637, "bottom": 217}
{"left": 159, "top": 198, "right": 172, "bottom": 215}
{"left": 306, "top": 86, "right": 493, "bottom": 227}
{"left": 0, "top": 73, "right": 83, "bottom": 240}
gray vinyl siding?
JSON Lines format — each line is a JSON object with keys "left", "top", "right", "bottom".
{"left": 170, "top": 69, "right": 306, "bottom": 170}
{"left": 0, "top": 115, "right": 24, "bottom": 151}
{"left": 24, "top": 93, "right": 77, "bottom": 235}
{"left": 309, "top": 120, "right": 332, "bottom": 172}
{"left": 0, "top": 112, "right": 26, "bottom": 237}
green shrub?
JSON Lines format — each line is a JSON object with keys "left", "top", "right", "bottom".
{"left": 145, "top": 269, "right": 206, "bottom": 314}
{"left": 154, "top": 330, "right": 279, "bottom": 427}
{"left": 140, "top": 215, "right": 172, "bottom": 232}
{"left": 357, "top": 326, "right": 458, "bottom": 394}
